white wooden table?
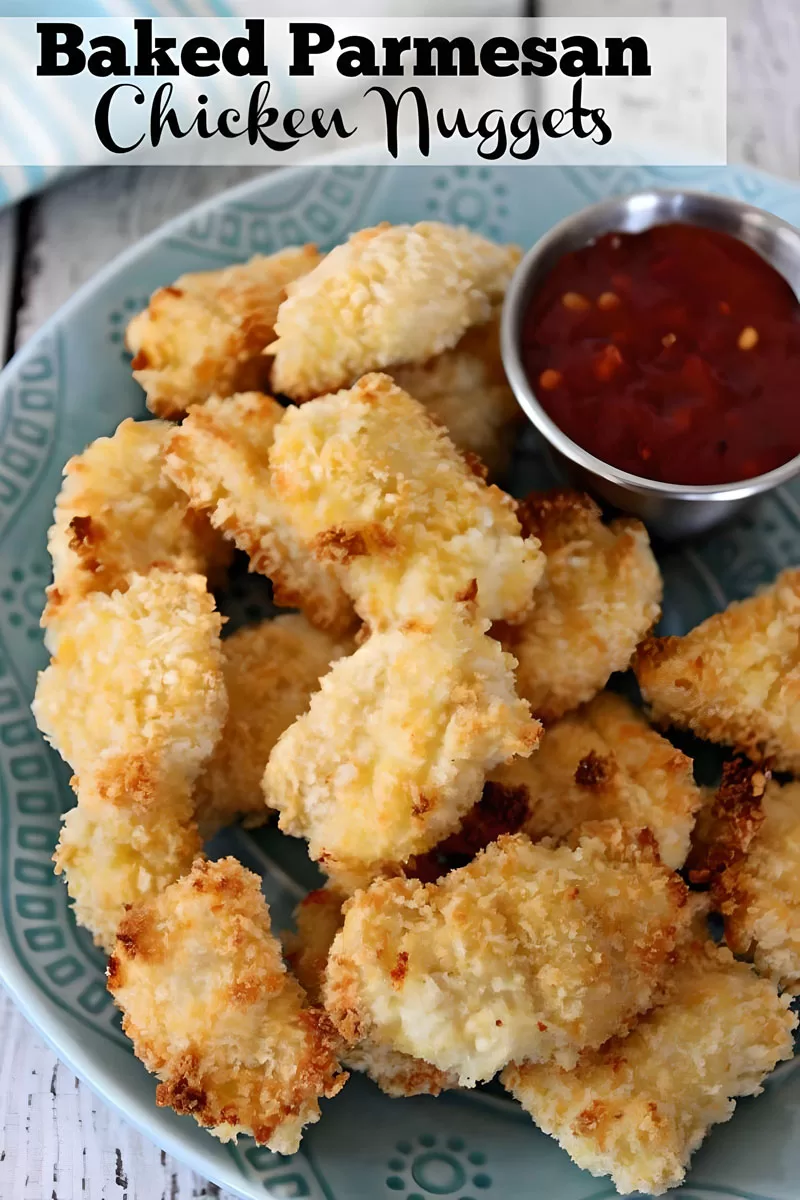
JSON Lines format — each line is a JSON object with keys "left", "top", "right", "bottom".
{"left": 1, "top": 3, "right": 799, "bottom": 1196}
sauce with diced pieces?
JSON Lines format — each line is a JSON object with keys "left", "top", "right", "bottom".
{"left": 521, "top": 222, "right": 800, "bottom": 485}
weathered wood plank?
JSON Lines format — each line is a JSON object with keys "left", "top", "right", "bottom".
{"left": 0, "top": 990, "right": 233, "bottom": 1199}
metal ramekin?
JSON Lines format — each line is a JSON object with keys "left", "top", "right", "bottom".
{"left": 501, "top": 188, "right": 800, "bottom": 540}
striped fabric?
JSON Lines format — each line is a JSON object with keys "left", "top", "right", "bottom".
{"left": 0, "top": 0, "right": 252, "bottom": 207}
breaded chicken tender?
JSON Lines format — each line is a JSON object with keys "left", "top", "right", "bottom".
{"left": 499, "top": 491, "right": 661, "bottom": 722}
{"left": 286, "top": 888, "right": 457, "bottom": 1097}
{"left": 490, "top": 692, "right": 702, "bottom": 869}
{"left": 407, "top": 778, "right": 531, "bottom": 882}
{"left": 635, "top": 568, "right": 800, "bottom": 772}
{"left": 268, "top": 374, "right": 543, "bottom": 629}
{"left": 54, "top": 754, "right": 201, "bottom": 952}
{"left": 502, "top": 933, "right": 796, "bottom": 1196}
{"left": 33, "top": 570, "right": 226, "bottom": 784}
{"left": 324, "top": 823, "right": 690, "bottom": 1085}
{"left": 164, "top": 392, "right": 355, "bottom": 635}
{"left": 196, "top": 616, "right": 352, "bottom": 832}
{"left": 269, "top": 222, "right": 520, "bottom": 399}
{"left": 107, "top": 857, "right": 346, "bottom": 1152}
{"left": 126, "top": 246, "right": 321, "bottom": 418}
{"left": 285, "top": 888, "right": 348, "bottom": 1003}
{"left": 43, "top": 417, "right": 229, "bottom": 629}
{"left": 686, "top": 757, "right": 769, "bottom": 886}
{"left": 390, "top": 319, "right": 520, "bottom": 476}
{"left": 264, "top": 617, "right": 540, "bottom": 891}
{"left": 697, "top": 770, "right": 800, "bottom": 992}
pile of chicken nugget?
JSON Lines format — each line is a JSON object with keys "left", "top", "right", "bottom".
{"left": 31, "top": 220, "right": 800, "bottom": 1195}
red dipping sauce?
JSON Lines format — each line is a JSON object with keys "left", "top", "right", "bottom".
{"left": 521, "top": 223, "right": 800, "bottom": 485}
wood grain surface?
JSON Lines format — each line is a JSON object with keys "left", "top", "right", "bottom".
{"left": 1, "top": 3, "right": 798, "bottom": 1196}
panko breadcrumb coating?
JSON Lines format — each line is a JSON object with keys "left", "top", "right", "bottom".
{"left": 696, "top": 770, "right": 800, "bottom": 993}
{"left": 390, "top": 318, "right": 520, "bottom": 476}
{"left": 407, "top": 778, "right": 531, "bottom": 883}
{"left": 108, "top": 857, "right": 346, "bottom": 1152}
{"left": 268, "top": 374, "right": 543, "bottom": 629}
{"left": 490, "top": 692, "right": 702, "bottom": 869}
{"left": 686, "top": 757, "right": 769, "bottom": 886}
{"left": 126, "top": 247, "right": 321, "bottom": 418}
{"left": 264, "top": 617, "right": 539, "bottom": 891}
{"left": 196, "top": 616, "right": 352, "bottom": 833}
{"left": 54, "top": 755, "right": 201, "bottom": 951}
{"left": 286, "top": 889, "right": 457, "bottom": 1097}
{"left": 502, "top": 933, "right": 796, "bottom": 1196}
{"left": 499, "top": 491, "right": 661, "bottom": 722}
{"left": 269, "top": 222, "right": 520, "bottom": 399}
{"left": 43, "top": 418, "right": 230, "bottom": 630}
{"left": 635, "top": 568, "right": 800, "bottom": 772}
{"left": 164, "top": 392, "right": 355, "bottom": 635}
{"left": 32, "top": 570, "right": 226, "bottom": 785}
{"left": 324, "top": 824, "right": 690, "bottom": 1086}
{"left": 285, "top": 887, "right": 348, "bottom": 1003}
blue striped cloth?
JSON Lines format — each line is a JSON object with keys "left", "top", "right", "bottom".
{"left": 0, "top": 0, "right": 241, "bottom": 207}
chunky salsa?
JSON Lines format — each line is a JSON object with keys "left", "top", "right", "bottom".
{"left": 521, "top": 222, "right": 800, "bottom": 485}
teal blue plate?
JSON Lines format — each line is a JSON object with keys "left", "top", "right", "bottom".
{"left": 2, "top": 162, "right": 800, "bottom": 1200}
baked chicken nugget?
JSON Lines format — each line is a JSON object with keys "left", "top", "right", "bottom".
{"left": 286, "top": 889, "right": 456, "bottom": 1098}
{"left": 33, "top": 570, "right": 226, "bottom": 784}
{"left": 126, "top": 246, "right": 321, "bottom": 418}
{"left": 324, "top": 823, "right": 690, "bottom": 1086}
{"left": 635, "top": 568, "right": 800, "bottom": 773}
{"left": 263, "top": 617, "right": 539, "bottom": 892}
{"left": 268, "top": 374, "right": 543, "bottom": 629}
{"left": 196, "top": 615, "right": 352, "bottom": 832}
{"left": 685, "top": 757, "right": 769, "bottom": 886}
{"left": 502, "top": 934, "right": 796, "bottom": 1196}
{"left": 697, "top": 769, "right": 800, "bottom": 993}
{"left": 43, "top": 417, "right": 229, "bottom": 629}
{"left": 499, "top": 491, "right": 661, "bottom": 722}
{"left": 490, "top": 692, "right": 702, "bottom": 869}
{"left": 164, "top": 392, "right": 355, "bottom": 635}
{"left": 108, "top": 857, "right": 346, "bottom": 1152}
{"left": 390, "top": 318, "right": 520, "bottom": 476}
{"left": 269, "top": 222, "right": 520, "bottom": 399}
{"left": 54, "top": 754, "right": 201, "bottom": 952}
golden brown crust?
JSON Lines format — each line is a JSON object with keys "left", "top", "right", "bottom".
{"left": 53, "top": 755, "right": 202, "bottom": 952}
{"left": 501, "top": 490, "right": 662, "bottom": 723}
{"left": 703, "top": 776, "right": 800, "bottom": 991}
{"left": 126, "top": 247, "right": 321, "bottom": 417}
{"left": 33, "top": 570, "right": 226, "bottom": 787}
{"left": 686, "top": 758, "right": 769, "bottom": 885}
{"left": 196, "top": 616, "right": 353, "bottom": 833}
{"left": 268, "top": 373, "right": 544, "bottom": 629}
{"left": 490, "top": 692, "right": 702, "bottom": 870}
{"left": 284, "top": 888, "right": 457, "bottom": 1098}
{"left": 263, "top": 617, "right": 540, "bottom": 891}
{"left": 390, "top": 318, "right": 521, "bottom": 476}
{"left": 164, "top": 392, "right": 356, "bottom": 635}
{"left": 502, "top": 934, "right": 796, "bottom": 1196}
{"left": 108, "top": 857, "right": 346, "bottom": 1152}
{"left": 36, "top": 570, "right": 226, "bottom": 948}
{"left": 516, "top": 488, "right": 603, "bottom": 549}
{"left": 43, "top": 418, "right": 230, "bottom": 627}
{"left": 269, "top": 223, "right": 520, "bottom": 400}
{"left": 324, "top": 825, "right": 691, "bottom": 1086}
{"left": 634, "top": 569, "right": 800, "bottom": 773}
{"left": 407, "top": 780, "right": 530, "bottom": 882}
